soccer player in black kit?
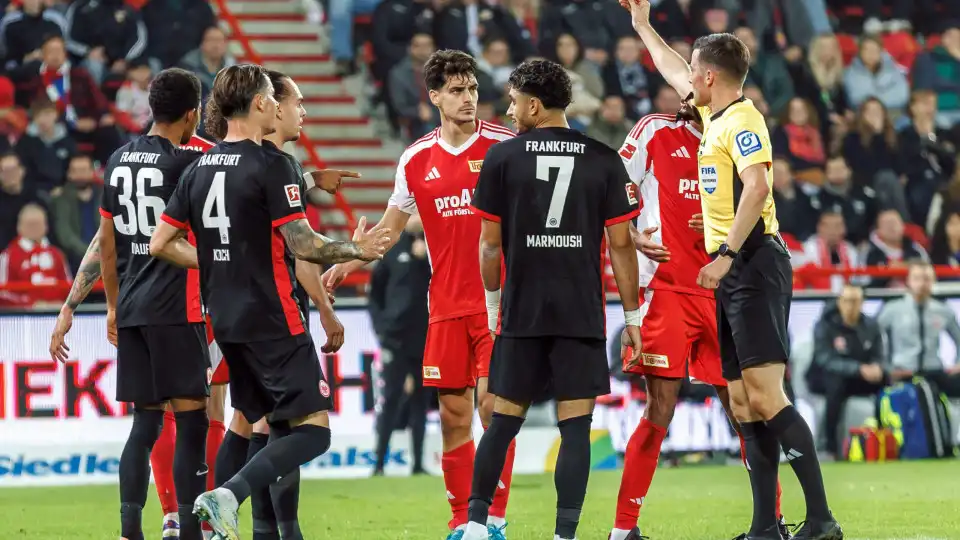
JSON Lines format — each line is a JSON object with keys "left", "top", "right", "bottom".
{"left": 98, "top": 68, "right": 210, "bottom": 540}
{"left": 463, "top": 60, "right": 643, "bottom": 540}
{"left": 149, "top": 64, "right": 389, "bottom": 540}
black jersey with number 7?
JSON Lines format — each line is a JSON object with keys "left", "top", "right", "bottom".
{"left": 99, "top": 135, "right": 203, "bottom": 328}
{"left": 162, "top": 139, "right": 308, "bottom": 344}
{"left": 470, "top": 127, "right": 640, "bottom": 339}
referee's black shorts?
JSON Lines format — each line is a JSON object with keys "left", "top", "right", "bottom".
{"left": 716, "top": 235, "right": 792, "bottom": 381}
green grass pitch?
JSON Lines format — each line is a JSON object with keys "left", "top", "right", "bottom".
{"left": 1, "top": 461, "right": 958, "bottom": 539}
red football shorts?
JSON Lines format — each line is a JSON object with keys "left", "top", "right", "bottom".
{"left": 422, "top": 313, "right": 493, "bottom": 389}
{"left": 624, "top": 288, "right": 726, "bottom": 387}
{"left": 206, "top": 318, "right": 230, "bottom": 385}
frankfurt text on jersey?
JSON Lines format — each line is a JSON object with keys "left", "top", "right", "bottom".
{"left": 119, "top": 152, "right": 160, "bottom": 164}
{"left": 525, "top": 141, "right": 586, "bottom": 154}
{"left": 198, "top": 154, "right": 242, "bottom": 167}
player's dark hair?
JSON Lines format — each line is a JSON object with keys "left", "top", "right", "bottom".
{"left": 203, "top": 94, "right": 227, "bottom": 141}
{"left": 507, "top": 59, "right": 572, "bottom": 111}
{"left": 693, "top": 33, "right": 751, "bottom": 84}
{"left": 149, "top": 68, "right": 202, "bottom": 124}
{"left": 211, "top": 63, "right": 271, "bottom": 119}
{"left": 423, "top": 50, "right": 478, "bottom": 91}
{"left": 266, "top": 70, "right": 292, "bottom": 103}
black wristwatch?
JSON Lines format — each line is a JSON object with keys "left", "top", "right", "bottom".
{"left": 718, "top": 243, "right": 739, "bottom": 259}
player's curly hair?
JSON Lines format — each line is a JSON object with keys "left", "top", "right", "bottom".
{"left": 149, "top": 68, "right": 202, "bottom": 124}
{"left": 423, "top": 50, "right": 478, "bottom": 91}
{"left": 211, "top": 63, "right": 271, "bottom": 119}
{"left": 507, "top": 60, "right": 572, "bottom": 111}
{"left": 693, "top": 33, "right": 750, "bottom": 84}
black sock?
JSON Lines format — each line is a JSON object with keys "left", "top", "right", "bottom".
{"left": 268, "top": 424, "right": 303, "bottom": 540}
{"left": 410, "top": 391, "right": 427, "bottom": 471}
{"left": 555, "top": 414, "right": 592, "bottom": 540}
{"left": 247, "top": 433, "right": 279, "bottom": 540}
{"left": 119, "top": 408, "right": 164, "bottom": 540}
{"left": 214, "top": 429, "right": 250, "bottom": 488}
{"left": 467, "top": 413, "right": 524, "bottom": 526}
{"left": 741, "top": 421, "right": 780, "bottom": 536}
{"left": 174, "top": 409, "right": 209, "bottom": 540}
{"left": 222, "top": 424, "right": 330, "bottom": 504}
{"left": 767, "top": 406, "right": 832, "bottom": 522}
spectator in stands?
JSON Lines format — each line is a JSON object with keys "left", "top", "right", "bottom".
{"left": 810, "top": 155, "right": 878, "bottom": 245}
{"left": 800, "top": 210, "right": 862, "bottom": 291}
{"left": 0, "top": 0, "right": 68, "bottom": 69}
{"left": 669, "top": 38, "right": 692, "bottom": 63}
{"left": 748, "top": 0, "right": 825, "bottom": 51}
{"left": 843, "top": 35, "right": 910, "bottom": 116}
{"left": 742, "top": 84, "right": 770, "bottom": 121}
{"left": 877, "top": 261, "right": 960, "bottom": 397}
{"left": 772, "top": 97, "right": 826, "bottom": 184}
{"left": 586, "top": 95, "right": 630, "bottom": 150}
{"left": 388, "top": 31, "right": 437, "bottom": 142}
{"left": 179, "top": 26, "right": 236, "bottom": 102}
{"left": 0, "top": 74, "right": 27, "bottom": 154}
{"left": 698, "top": 6, "right": 730, "bottom": 36}
{"left": 913, "top": 21, "right": 960, "bottom": 127}
{"left": 140, "top": 0, "right": 216, "bottom": 69}
{"left": 772, "top": 158, "right": 817, "bottom": 241}
{"left": 370, "top": 0, "right": 438, "bottom": 85}
{"left": 734, "top": 25, "right": 794, "bottom": 117}
{"left": 477, "top": 38, "right": 514, "bottom": 90}
{"left": 842, "top": 97, "right": 902, "bottom": 189}
{"left": 14, "top": 98, "right": 74, "bottom": 193}
{"left": 929, "top": 209, "right": 960, "bottom": 268}
{"left": 64, "top": 0, "right": 147, "bottom": 85}
{"left": 0, "top": 152, "right": 42, "bottom": 249}
{"left": 900, "top": 89, "right": 958, "bottom": 229}
{"left": 537, "top": 0, "right": 632, "bottom": 64}
{"left": 788, "top": 34, "right": 850, "bottom": 145}
{"left": 14, "top": 35, "right": 118, "bottom": 163}
{"left": 861, "top": 0, "right": 928, "bottom": 34}
{"left": 807, "top": 284, "right": 886, "bottom": 457}
{"left": 114, "top": 59, "right": 152, "bottom": 133}
{"left": 435, "top": 0, "right": 535, "bottom": 65}
{"left": 50, "top": 153, "right": 98, "bottom": 269}
{"left": 863, "top": 208, "right": 929, "bottom": 287}
{"left": 0, "top": 203, "right": 70, "bottom": 308}
{"left": 554, "top": 33, "right": 604, "bottom": 106}
{"left": 647, "top": 0, "right": 693, "bottom": 41}
{"left": 330, "top": 0, "right": 384, "bottom": 75}
{"left": 925, "top": 167, "right": 960, "bottom": 236}
{"left": 602, "top": 36, "right": 655, "bottom": 122}
{"left": 651, "top": 83, "right": 681, "bottom": 115}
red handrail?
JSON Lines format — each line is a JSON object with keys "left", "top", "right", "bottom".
{"left": 212, "top": 0, "right": 360, "bottom": 230}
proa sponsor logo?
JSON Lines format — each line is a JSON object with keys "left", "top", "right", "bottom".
{"left": 678, "top": 179, "right": 700, "bottom": 200}
{"left": 434, "top": 188, "right": 474, "bottom": 218}
{"left": 0, "top": 454, "right": 120, "bottom": 477}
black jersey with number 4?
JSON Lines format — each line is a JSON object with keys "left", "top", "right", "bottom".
{"left": 264, "top": 139, "right": 310, "bottom": 323}
{"left": 162, "top": 139, "right": 308, "bottom": 343}
{"left": 99, "top": 136, "right": 203, "bottom": 328}
{"left": 470, "top": 127, "right": 640, "bottom": 339}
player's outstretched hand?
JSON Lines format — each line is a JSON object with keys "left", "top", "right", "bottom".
{"left": 633, "top": 225, "right": 670, "bottom": 262}
{"left": 307, "top": 169, "right": 362, "bottom": 195}
{"left": 50, "top": 306, "right": 74, "bottom": 362}
{"left": 620, "top": 0, "right": 651, "bottom": 30}
{"left": 106, "top": 308, "right": 118, "bottom": 347}
{"left": 621, "top": 325, "right": 643, "bottom": 370}
{"left": 353, "top": 216, "right": 391, "bottom": 261}
{"left": 688, "top": 213, "right": 705, "bottom": 233}
{"left": 319, "top": 305, "right": 345, "bottom": 353}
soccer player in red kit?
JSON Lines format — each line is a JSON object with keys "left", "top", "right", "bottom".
{"left": 322, "top": 50, "right": 516, "bottom": 539}
{"left": 609, "top": 100, "right": 788, "bottom": 540}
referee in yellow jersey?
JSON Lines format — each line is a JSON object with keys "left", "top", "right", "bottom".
{"left": 625, "top": 2, "right": 842, "bottom": 540}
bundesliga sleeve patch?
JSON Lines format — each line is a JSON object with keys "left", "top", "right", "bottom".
{"left": 285, "top": 184, "right": 302, "bottom": 207}
{"left": 619, "top": 142, "right": 637, "bottom": 161}
{"left": 735, "top": 130, "right": 762, "bottom": 157}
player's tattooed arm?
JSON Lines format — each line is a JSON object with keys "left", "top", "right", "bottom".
{"left": 279, "top": 217, "right": 388, "bottom": 264}
{"left": 64, "top": 231, "right": 102, "bottom": 311}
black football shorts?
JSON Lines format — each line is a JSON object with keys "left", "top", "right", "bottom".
{"left": 716, "top": 235, "right": 792, "bottom": 381}
{"left": 116, "top": 323, "right": 211, "bottom": 404}
{"left": 489, "top": 335, "right": 610, "bottom": 403}
{"left": 218, "top": 333, "right": 332, "bottom": 423}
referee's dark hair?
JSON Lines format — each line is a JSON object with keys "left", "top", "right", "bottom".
{"left": 423, "top": 49, "right": 478, "bottom": 91}
{"left": 211, "top": 63, "right": 271, "bottom": 119}
{"left": 507, "top": 59, "right": 573, "bottom": 110}
{"left": 149, "top": 68, "right": 202, "bottom": 124}
{"left": 693, "top": 33, "right": 751, "bottom": 84}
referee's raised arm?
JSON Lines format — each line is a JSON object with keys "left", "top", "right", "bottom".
{"left": 624, "top": 0, "right": 692, "bottom": 98}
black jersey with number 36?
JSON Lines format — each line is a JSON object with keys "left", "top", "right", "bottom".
{"left": 470, "top": 127, "right": 639, "bottom": 339}
{"left": 161, "top": 139, "right": 308, "bottom": 344}
{"left": 99, "top": 136, "right": 203, "bottom": 328}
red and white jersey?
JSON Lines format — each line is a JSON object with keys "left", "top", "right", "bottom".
{"left": 620, "top": 114, "right": 711, "bottom": 297}
{"left": 180, "top": 135, "right": 215, "bottom": 153}
{"left": 389, "top": 120, "right": 514, "bottom": 323}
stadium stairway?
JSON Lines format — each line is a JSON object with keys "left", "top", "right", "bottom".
{"left": 213, "top": 0, "right": 404, "bottom": 236}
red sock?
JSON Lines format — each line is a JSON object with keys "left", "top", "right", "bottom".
{"left": 614, "top": 418, "right": 667, "bottom": 530}
{"left": 441, "top": 441, "right": 475, "bottom": 529}
{"left": 489, "top": 436, "right": 515, "bottom": 519}
{"left": 151, "top": 410, "right": 178, "bottom": 515}
{"left": 206, "top": 419, "right": 225, "bottom": 491}
{"left": 738, "top": 432, "right": 783, "bottom": 518}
